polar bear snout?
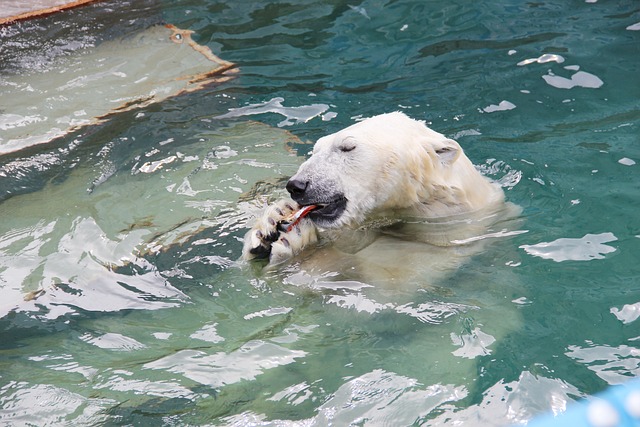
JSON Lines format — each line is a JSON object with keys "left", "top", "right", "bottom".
{"left": 286, "top": 178, "right": 308, "bottom": 199}
{"left": 286, "top": 175, "right": 348, "bottom": 228}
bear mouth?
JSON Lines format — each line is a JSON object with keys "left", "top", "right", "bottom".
{"left": 303, "top": 196, "right": 347, "bottom": 227}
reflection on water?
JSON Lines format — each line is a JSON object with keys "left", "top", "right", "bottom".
{"left": 566, "top": 342, "right": 640, "bottom": 385}
{"left": 0, "top": 120, "right": 301, "bottom": 321}
{"left": 215, "top": 97, "right": 334, "bottom": 127}
{"left": 520, "top": 232, "right": 618, "bottom": 262}
{"left": 144, "top": 341, "right": 308, "bottom": 388}
{"left": 1, "top": 0, "right": 640, "bottom": 425}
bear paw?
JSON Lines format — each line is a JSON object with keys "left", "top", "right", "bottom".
{"left": 242, "top": 199, "right": 318, "bottom": 264}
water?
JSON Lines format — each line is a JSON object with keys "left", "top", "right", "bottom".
{"left": 1, "top": 0, "right": 639, "bottom": 425}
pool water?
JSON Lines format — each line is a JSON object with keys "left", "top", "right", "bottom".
{"left": 1, "top": 0, "right": 639, "bottom": 425}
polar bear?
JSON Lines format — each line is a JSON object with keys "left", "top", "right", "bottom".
{"left": 242, "top": 111, "right": 512, "bottom": 272}
{"left": 239, "top": 113, "right": 523, "bottom": 413}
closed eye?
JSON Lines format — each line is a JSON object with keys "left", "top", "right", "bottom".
{"left": 338, "top": 142, "right": 356, "bottom": 152}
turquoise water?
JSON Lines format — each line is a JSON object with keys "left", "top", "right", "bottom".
{"left": 1, "top": 0, "right": 640, "bottom": 425}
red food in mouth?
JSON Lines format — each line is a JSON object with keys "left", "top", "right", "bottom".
{"left": 283, "top": 204, "right": 317, "bottom": 232}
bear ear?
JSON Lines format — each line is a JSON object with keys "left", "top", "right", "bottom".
{"left": 434, "top": 139, "right": 461, "bottom": 165}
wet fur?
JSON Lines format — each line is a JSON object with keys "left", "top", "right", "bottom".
{"left": 242, "top": 112, "right": 512, "bottom": 267}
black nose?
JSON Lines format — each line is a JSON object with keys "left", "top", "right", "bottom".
{"left": 286, "top": 178, "right": 308, "bottom": 198}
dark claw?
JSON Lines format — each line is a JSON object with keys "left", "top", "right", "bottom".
{"left": 265, "top": 230, "right": 280, "bottom": 243}
{"left": 277, "top": 221, "right": 291, "bottom": 233}
{"left": 249, "top": 244, "right": 271, "bottom": 259}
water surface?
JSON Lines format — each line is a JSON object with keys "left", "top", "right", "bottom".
{"left": 1, "top": 0, "right": 639, "bottom": 425}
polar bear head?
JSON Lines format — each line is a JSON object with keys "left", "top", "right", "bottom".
{"left": 286, "top": 112, "right": 503, "bottom": 229}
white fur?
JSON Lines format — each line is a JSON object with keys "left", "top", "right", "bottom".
{"left": 243, "top": 112, "right": 509, "bottom": 265}
{"left": 291, "top": 111, "right": 504, "bottom": 227}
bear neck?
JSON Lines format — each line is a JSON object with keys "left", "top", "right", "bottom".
{"left": 400, "top": 154, "right": 504, "bottom": 219}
